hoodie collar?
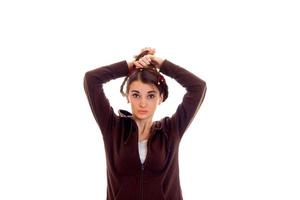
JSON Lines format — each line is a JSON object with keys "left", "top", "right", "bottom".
{"left": 118, "top": 109, "right": 162, "bottom": 130}
{"left": 118, "top": 109, "right": 133, "bottom": 118}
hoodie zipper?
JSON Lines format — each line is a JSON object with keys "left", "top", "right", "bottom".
{"left": 140, "top": 137, "right": 151, "bottom": 200}
{"left": 140, "top": 139, "right": 149, "bottom": 200}
{"left": 140, "top": 164, "right": 144, "bottom": 200}
{"left": 137, "top": 123, "right": 156, "bottom": 200}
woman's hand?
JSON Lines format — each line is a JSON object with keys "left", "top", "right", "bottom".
{"left": 139, "top": 47, "right": 156, "bottom": 55}
{"left": 134, "top": 47, "right": 164, "bottom": 69}
{"left": 127, "top": 47, "right": 164, "bottom": 71}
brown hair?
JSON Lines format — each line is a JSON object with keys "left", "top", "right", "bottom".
{"left": 120, "top": 50, "right": 169, "bottom": 102}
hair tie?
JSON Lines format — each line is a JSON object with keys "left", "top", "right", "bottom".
{"left": 157, "top": 74, "right": 165, "bottom": 85}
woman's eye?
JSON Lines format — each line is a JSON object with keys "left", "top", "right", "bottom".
{"left": 132, "top": 94, "right": 155, "bottom": 99}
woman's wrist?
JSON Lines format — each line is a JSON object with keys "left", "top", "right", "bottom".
{"left": 126, "top": 59, "right": 134, "bottom": 71}
{"left": 156, "top": 57, "right": 165, "bottom": 69}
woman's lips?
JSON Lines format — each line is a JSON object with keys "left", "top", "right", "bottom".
{"left": 138, "top": 110, "right": 148, "bottom": 114}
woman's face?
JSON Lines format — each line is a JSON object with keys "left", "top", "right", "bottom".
{"left": 127, "top": 80, "right": 163, "bottom": 121}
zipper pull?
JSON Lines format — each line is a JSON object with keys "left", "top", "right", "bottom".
{"left": 141, "top": 164, "right": 144, "bottom": 171}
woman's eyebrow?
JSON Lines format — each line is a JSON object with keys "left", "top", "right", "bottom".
{"left": 130, "top": 90, "right": 157, "bottom": 93}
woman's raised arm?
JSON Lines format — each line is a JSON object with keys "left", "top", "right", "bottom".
{"left": 83, "top": 60, "right": 129, "bottom": 137}
{"left": 159, "top": 59, "right": 207, "bottom": 139}
{"left": 133, "top": 48, "right": 207, "bottom": 139}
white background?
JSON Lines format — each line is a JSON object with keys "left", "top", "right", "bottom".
{"left": 0, "top": 0, "right": 299, "bottom": 199}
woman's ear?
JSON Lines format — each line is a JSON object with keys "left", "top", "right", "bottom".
{"left": 159, "top": 94, "right": 164, "bottom": 104}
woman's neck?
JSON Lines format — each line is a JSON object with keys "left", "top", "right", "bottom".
{"left": 133, "top": 117, "right": 153, "bottom": 139}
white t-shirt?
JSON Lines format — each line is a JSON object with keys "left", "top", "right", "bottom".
{"left": 138, "top": 139, "right": 148, "bottom": 164}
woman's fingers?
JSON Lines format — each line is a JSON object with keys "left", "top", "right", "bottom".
{"left": 149, "top": 48, "right": 155, "bottom": 55}
{"left": 134, "top": 61, "right": 143, "bottom": 68}
{"left": 134, "top": 52, "right": 157, "bottom": 69}
{"left": 142, "top": 55, "right": 155, "bottom": 66}
{"left": 141, "top": 55, "right": 151, "bottom": 64}
{"left": 137, "top": 58, "right": 149, "bottom": 67}
{"left": 145, "top": 55, "right": 153, "bottom": 62}
{"left": 147, "top": 48, "right": 155, "bottom": 55}
{"left": 141, "top": 47, "right": 156, "bottom": 55}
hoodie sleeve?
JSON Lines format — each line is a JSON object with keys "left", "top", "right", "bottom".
{"left": 159, "top": 59, "right": 207, "bottom": 139}
{"left": 83, "top": 60, "right": 129, "bottom": 137}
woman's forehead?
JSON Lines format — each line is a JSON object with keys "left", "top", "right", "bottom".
{"left": 129, "top": 80, "right": 158, "bottom": 93}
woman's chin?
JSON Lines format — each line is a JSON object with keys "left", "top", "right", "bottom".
{"left": 134, "top": 112, "right": 151, "bottom": 120}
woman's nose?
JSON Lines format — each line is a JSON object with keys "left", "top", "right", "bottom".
{"left": 139, "top": 98, "right": 147, "bottom": 107}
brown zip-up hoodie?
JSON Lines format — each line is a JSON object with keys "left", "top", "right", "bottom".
{"left": 83, "top": 59, "right": 207, "bottom": 200}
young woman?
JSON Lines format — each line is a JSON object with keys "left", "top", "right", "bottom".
{"left": 83, "top": 47, "right": 207, "bottom": 200}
